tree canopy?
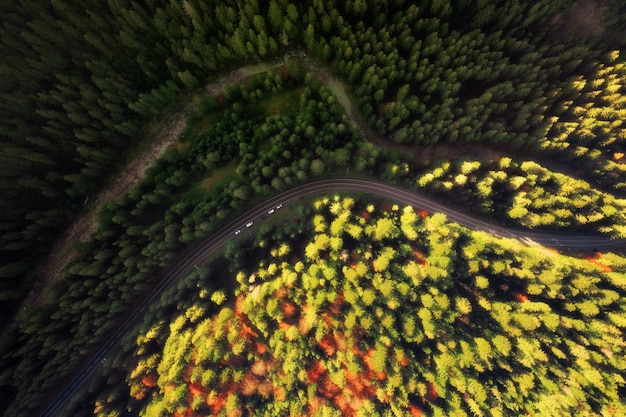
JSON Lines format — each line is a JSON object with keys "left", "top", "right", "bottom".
{"left": 95, "top": 196, "right": 626, "bottom": 417}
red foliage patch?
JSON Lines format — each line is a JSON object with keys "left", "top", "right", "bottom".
{"left": 425, "top": 382, "right": 439, "bottom": 402}
{"left": 512, "top": 292, "right": 529, "bottom": 302}
{"left": 141, "top": 374, "right": 158, "bottom": 388}
{"left": 413, "top": 249, "right": 427, "bottom": 265}
{"left": 334, "top": 395, "right": 353, "bottom": 416}
{"left": 322, "top": 312, "right": 334, "bottom": 327}
{"left": 189, "top": 382, "right": 207, "bottom": 396}
{"left": 234, "top": 295, "right": 245, "bottom": 315}
{"left": 409, "top": 404, "right": 423, "bottom": 416}
{"left": 328, "top": 293, "right": 344, "bottom": 315}
{"left": 344, "top": 369, "right": 376, "bottom": 402}
{"left": 306, "top": 356, "right": 376, "bottom": 416}
{"left": 162, "top": 383, "right": 176, "bottom": 393}
{"left": 318, "top": 374, "right": 342, "bottom": 399}
{"left": 361, "top": 210, "right": 371, "bottom": 221}
{"left": 334, "top": 331, "right": 347, "bottom": 351}
{"left": 307, "top": 360, "right": 326, "bottom": 383}
{"left": 396, "top": 351, "right": 409, "bottom": 367}
{"left": 298, "top": 304, "right": 314, "bottom": 335}
{"left": 586, "top": 253, "right": 613, "bottom": 273}
{"left": 307, "top": 397, "right": 329, "bottom": 416}
{"left": 239, "top": 322, "right": 257, "bottom": 340}
{"left": 281, "top": 301, "right": 298, "bottom": 319}
{"left": 257, "top": 380, "right": 274, "bottom": 397}
{"left": 273, "top": 385, "right": 287, "bottom": 401}
{"left": 240, "top": 373, "right": 259, "bottom": 396}
{"left": 255, "top": 341, "right": 268, "bottom": 355}
{"left": 419, "top": 209, "right": 429, "bottom": 219}
{"left": 319, "top": 334, "right": 337, "bottom": 356}
{"left": 207, "top": 392, "right": 226, "bottom": 414}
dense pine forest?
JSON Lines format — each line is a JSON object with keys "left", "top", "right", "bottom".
{"left": 1, "top": 0, "right": 626, "bottom": 416}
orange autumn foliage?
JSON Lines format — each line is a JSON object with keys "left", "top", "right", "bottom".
{"left": 141, "top": 374, "right": 158, "bottom": 388}
{"left": 254, "top": 341, "right": 268, "bottom": 354}
{"left": 257, "top": 380, "right": 274, "bottom": 397}
{"left": 307, "top": 360, "right": 326, "bottom": 383}
{"left": 318, "top": 374, "right": 342, "bottom": 399}
{"left": 240, "top": 373, "right": 259, "bottom": 396}
{"left": 322, "top": 312, "right": 334, "bottom": 327}
{"left": 234, "top": 295, "right": 245, "bottom": 315}
{"left": 334, "top": 395, "right": 354, "bottom": 415}
{"left": 162, "top": 383, "right": 176, "bottom": 394}
{"left": 239, "top": 323, "right": 257, "bottom": 340}
{"left": 189, "top": 382, "right": 207, "bottom": 396}
{"left": 319, "top": 334, "right": 337, "bottom": 356}
{"left": 307, "top": 397, "right": 329, "bottom": 416}
{"left": 206, "top": 392, "right": 226, "bottom": 414}
{"left": 344, "top": 369, "right": 376, "bottom": 401}
{"left": 586, "top": 253, "right": 613, "bottom": 273}
{"left": 409, "top": 404, "right": 423, "bottom": 416}
{"left": 281, "top": 301, "right": 298, "bottom": 319}
{"left": 512, "top": 292, "right": 529, "bottom": 302}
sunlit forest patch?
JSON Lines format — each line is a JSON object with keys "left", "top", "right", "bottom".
{"left": 112, "top": 197, "right": 626, "bottom": 416}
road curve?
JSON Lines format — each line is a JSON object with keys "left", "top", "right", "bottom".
{"left": 40, "top": 177, "right": 625, "bottom": 417}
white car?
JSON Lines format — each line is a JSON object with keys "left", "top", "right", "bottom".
{"left": 268, "top": 208, "right": 275, "bottom": 215}
{"left": 246, "top": 221, "right": 254, "bottom": 228}
{"left": 234, "top": 229, "right": 241, "bottom": 235}
{"left": 276, "top": 204, "right": 283, "bottom": 210}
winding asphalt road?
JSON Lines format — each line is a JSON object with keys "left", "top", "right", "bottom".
{"left": 40, "top": 178, "right": 625, "bottom": 417}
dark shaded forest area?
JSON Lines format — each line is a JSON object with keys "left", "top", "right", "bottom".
{"left": 1, "top": 0, "right": 626, "bottom": 416}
